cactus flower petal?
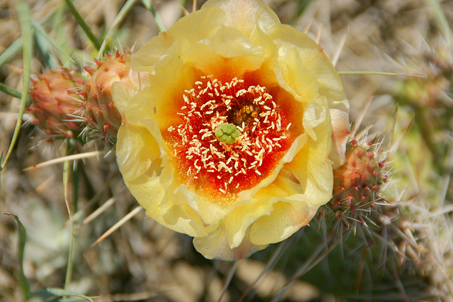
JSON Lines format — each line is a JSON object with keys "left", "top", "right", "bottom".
{"left": 114, "top": 0, "right": 350, "bottom": 260}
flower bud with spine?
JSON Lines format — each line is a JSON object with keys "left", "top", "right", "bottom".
{"left": 328, "top": 136, "right": 388, "bottom": 227}
{"left": 27, "top": 68, "right": 85, "bottom": 139}
{"left": 83, "top": 50, "right": 149, "bottom": 144}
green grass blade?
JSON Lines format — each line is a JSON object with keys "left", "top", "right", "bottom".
{"left": 97, "top": 0, "right": 138, "bottom": 59}
{"left": 64, "top": 224, "right": 77, "bottom": 292}
{"left": 1, "top": 1, "right": 33, "bottom": 171}
{"left": 32, "top": 19, "right": 75, "bottom": 64}
{"left": 64, "top": 0, "right": 102, "bottom": 50}
{"left": 141, "top": 0, "right": 166, "bottom": 32}
{"left": 338, "top": 71, "right": 423, "bottom": 77}
{"left": 0, "top": 4, "right": 63, "bottom": 68}
{"left": 55, "top": 297, "right": 98, "bottom": 302}
{"left": 0, "top": 83, "right": 31, "bottom": 102}
{"left": 0, "top": 37, "right": 23, "bottom": 68}
{"left": 3, "top": 213, "right": 31, "bottom": 300}
{"left": 46, "top": 288, "right": 94, "bottom": 302}
{"left": 35, "top": 28, "right": 59, "bottom": 68}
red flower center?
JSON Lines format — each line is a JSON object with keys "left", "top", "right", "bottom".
{"left": 166, "top": 76, "right": 294, "bottom": 202}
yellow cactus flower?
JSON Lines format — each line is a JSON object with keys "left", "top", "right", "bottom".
{"left": 113, "top": 0, "right": 350, "bottom": 260}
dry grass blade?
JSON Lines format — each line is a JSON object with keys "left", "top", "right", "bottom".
{"left": 92, "top": 206, "right": 143, "bottom": 246}
{"left": 23, "top": 151, "right": 101, "bottom": 171}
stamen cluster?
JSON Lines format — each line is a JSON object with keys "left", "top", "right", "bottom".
{"left": 167, "top": 76, "right": 292, "bottom": 199}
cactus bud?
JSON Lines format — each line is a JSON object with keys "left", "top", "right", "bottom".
{"left": 27, "top": 68, "right": 85, "bottom": 139}
{"left": 83, "top": 50, "right": 149, "bottom": 144}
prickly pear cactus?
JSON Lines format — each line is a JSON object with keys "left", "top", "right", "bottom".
{"left": 27, "top": 68, "right": 85, "bottom": 139}
{"left": 82, "top": 51, "right": 149, "bottom": 144}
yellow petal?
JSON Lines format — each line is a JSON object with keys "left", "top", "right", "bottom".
{"left": 329, "top": 100, "right": 351, "bottom": 168}
{"left": 193, "top": 222, "right": 267, "bottom": 260}
{"left": 202, "top": 0, "right": 280, "bottom": 36}
{"left": 126, "top": 39, "right": 198, "bottom": 132}
{"left": 116, "top": 122, "right": 159, "bottom": 182}
{"left": 111, "top": 82, "right": 136, "bottom": 117}
{"left": 268, "top": 24, "right": 346, "bottom": 104}
{"left": 126, "top": 173, "right": 208, "bottom": 237}
{"left": 131, "top": 6, "right": 226, "bottom": 72}
{"left": 303, "top": 97, "right": 327, "bottom": 141}
{"left": 276, "top": 44, "right": 319, "bottom": 106}
{"left": 223, "top": 195, "right": 276, "bottom": 248}
{"left": 250, "top": 201, "right": 314, "bottom": 245}
{"left": 285, "top": 97, "right": 334, "bottom": 207}
{"left": 181, "top": 25, "right": 265, "bottom": 77}
{"left": 248, "top": 174, "right": 314, "bottom": 245}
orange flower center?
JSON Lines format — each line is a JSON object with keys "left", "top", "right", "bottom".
{"left": 167, "top": 76, "right": 294, "bottom": 201}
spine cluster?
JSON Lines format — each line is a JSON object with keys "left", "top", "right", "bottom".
{"left": 26, "top": 50, "right": 148, "bottom": 146}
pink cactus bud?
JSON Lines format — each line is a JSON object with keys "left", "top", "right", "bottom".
{"left": 26, "top": 68, "right": 85, "bottom": 139}
{"left": 82, "top": 51, "right": 149, "bottom": 144}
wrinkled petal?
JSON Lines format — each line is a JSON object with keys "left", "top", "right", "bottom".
{"left": 193, "top": 222, "right": 267, "bottom": 260}
{"left": 131, "top": 7, "right": 226, "bottom": 72}
{"left": 329, "top": 100, "right": 351, "bottom": 168}
{"left": 112, "top": 82, "right": 136, "bottom": 117}
{"left": 285, "top": 97, "right": 334, "bottom": 207}
{"left": 182, "top": 25, "right": 265, "bottom": 77}
{"left": 127, "top": 173, "right": 208, "bottom": 237}
{"left": 116, "top": 122, "right": 158, "bottom": 182}
{"left": 268, "top": 25, "right": 346, "bottom": 104}
{"left": 203, "top": 0, "right": 280, "bottom": 36}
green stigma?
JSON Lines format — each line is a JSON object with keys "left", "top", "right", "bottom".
{"left": 215, "top": 123, "right": 241, "bottom": 144}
